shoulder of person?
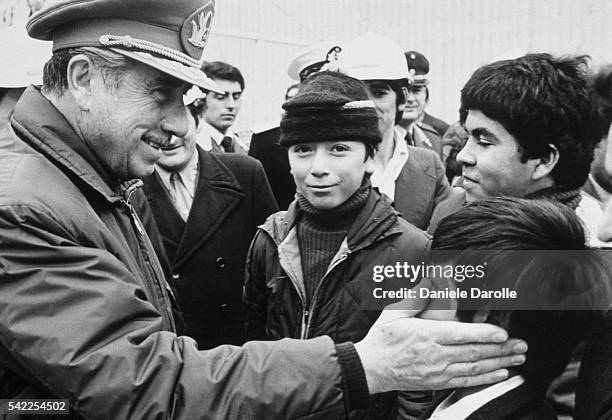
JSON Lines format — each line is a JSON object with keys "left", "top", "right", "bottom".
{"left": 251, "top": 119, "right": 281, "bottom": 135}
{"left": 417, "top": 122, "right": 441, "bottom": 138}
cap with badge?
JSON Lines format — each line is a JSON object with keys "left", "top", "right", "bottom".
{"left": 26, "top": 0, "right": 221, "bottom": 93}
{"left": 287, "top": 40, "right": 343, "bottom": 82}
{"left": 404, "top": 50, "right": 429, "bottom": 86}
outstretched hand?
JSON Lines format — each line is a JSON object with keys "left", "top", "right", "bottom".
{"left": 354, "top": 278, "right": 527, "bottom": 394}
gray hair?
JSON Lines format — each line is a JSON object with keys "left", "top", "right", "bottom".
{"left": 42, "top": 47, "right": 129, "bottom": 95}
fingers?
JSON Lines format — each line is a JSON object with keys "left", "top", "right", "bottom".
{"left": 445, "top": 369, "right": 511, "bottom": 389}
{"left": 433, "top": 320, "right": 511, "bottom": 344}
{"left": 443, "top": 353, "right": 526, "bottom": 380}
{"left": 441, "top": 338, "right": 528, "bottom": 363}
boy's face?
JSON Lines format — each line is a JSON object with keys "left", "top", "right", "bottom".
{"left": 288, "top": 140, "right": 374, "bottom": 209}
{"left": 457, "top": 110, "right": 541, "bottom": 202}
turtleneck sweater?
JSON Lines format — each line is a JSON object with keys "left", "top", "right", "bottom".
{"left": 296, "top": 179, "right": 371, "bottom": 306}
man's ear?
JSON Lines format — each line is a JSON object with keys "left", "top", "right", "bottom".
{"left": 531, "top": 143, "right": 560, "bottom": 182}
{"left": 364, "top": 151, "right": 376, "bottom": 175}
{"left": 66, "top": 54, "right": 96, "bottom": 111}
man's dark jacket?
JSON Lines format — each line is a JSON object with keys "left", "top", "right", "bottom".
{"left": 143, "top": 148, "right": 278, "bottom": 349}
{"left": 249, "top": 126, "right": 296, "bottom": 210}
{"left": 0, "top": 86, "right": 365, "bottom": 419}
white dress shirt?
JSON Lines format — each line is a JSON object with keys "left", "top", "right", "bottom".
{"left": 371, "top": 127, "right": 410, "bottom": 201}
{"left": 155, "top": 150, "right": 199, "bottom": 221}
{"left": 195, "top": 120, "right": 246, "bottom": 152}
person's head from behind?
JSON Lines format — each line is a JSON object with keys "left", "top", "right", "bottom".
{"left": 432, "top": 197, "right": 606, "bottom": 392}
{"left": 590, "top": 64, "right": 612, "bottom": 193}
{"left": 200, "top": 61, "right": 244, "bottom": 134}
{"left": 280, "top": 71, "right": 381, "bottom": 210}
{"left": 339, "top": 33, "right": 409, "bottom": 137}
{"left": 33, "top": 0, "right": 219, "bottom": 180}
{"left": 457, "top": 53, "right": 599, "bottom": 203}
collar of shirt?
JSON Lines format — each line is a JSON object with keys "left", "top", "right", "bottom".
{"left": 370, "top": 127, "right": 410, "bottom": 201}
{"left": 155, "top": 149, "right": 200, "bottom": 199}
{"left": 428, "top": 375, "right": 525, "bottom": 420}
{"left": 196, "top": 120, "right": 228, "bottom": 150}
{"left": 589, "top": 173, "right": 611, "bottom": 204}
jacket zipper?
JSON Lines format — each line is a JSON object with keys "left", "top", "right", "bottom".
{"left": 120, "top": 180, "right": 175, "bottom": 331}
{"left": 300, "top": 249, "right": 351, "bottom": 339}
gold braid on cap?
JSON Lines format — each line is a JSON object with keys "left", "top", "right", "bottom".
{"left": 99, "top": 35, "right": 200, "bottom": 68}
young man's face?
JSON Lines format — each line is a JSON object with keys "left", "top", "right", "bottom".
{"left": 457, "top": 110, "right": 541, "bottom": 202}
{"left": 364, "top": 81, "right": 397, "bottom": 136}
{"left": 202, "top": 79, "right": 242, "bottom": 134}
{"left": 83, "top": 61, "right": 189, "bottom": 180}
{"left": 401, "top": 85, "right": 427, "bottom": 124}
{"left": 157, "top": 108, "right": 198, "bottom": 172}
{"left": 288, "top": 140, "right": 374, "bottom": 209}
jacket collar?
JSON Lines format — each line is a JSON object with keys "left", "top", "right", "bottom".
{"left": 146, "top": 146, "right": 244, "bottom": 268}
{"left": 10, "top": 86, "right": 124, "bottom": 203}
{"left": 262, "top": 187, "right": 403, "bottom": 253}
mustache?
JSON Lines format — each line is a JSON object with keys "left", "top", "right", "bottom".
{"left": 141, "top": 132, "right": 171, "bottom": 148}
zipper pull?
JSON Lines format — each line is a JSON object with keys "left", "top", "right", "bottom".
{"left": 122, "top": 199, "right": 145, "bottom": 236}
{"left": 300, "top": 309, "right": 310, "bottom": 339}
{"left": 120, "top": 179, "right": 145, "bottom": 236}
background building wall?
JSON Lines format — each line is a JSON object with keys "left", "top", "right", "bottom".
{"left": 204, "top": 0, "right": 612, "bottom": 136}
{"left": 2, "top": 0, "right": 611, "bottom": 137}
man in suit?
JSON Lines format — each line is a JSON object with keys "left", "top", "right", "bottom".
{"left": 143, "top": 100, "right": 278, "bottom": 349}
{"left": 189, "top": 61, "right": 248, "bottom": 154}
{"left": 339, "top": 33, "right": 452, "bottom": 231}
{"left": 249, "top": 40, "right": 343, "bottom": 209}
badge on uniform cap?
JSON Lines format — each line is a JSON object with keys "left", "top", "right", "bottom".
{"left": 181, "top": 1, "right": 214, "bottom": 62}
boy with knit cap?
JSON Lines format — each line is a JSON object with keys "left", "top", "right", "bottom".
{"left": 243, "top": 71, "right": 431, "bottom": 419}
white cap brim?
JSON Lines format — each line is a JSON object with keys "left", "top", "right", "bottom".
{"left": 111, "top": 48, "right": 222, "bottom": 93}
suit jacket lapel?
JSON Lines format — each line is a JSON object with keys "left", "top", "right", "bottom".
{"left": 394, "top": 151, "right": 435, "bottom": 228}
{"left": 173, "top": 148, "right": 244, "bottom": 268}
{"left": 144, "top": 173, "right": 185, "bottom": 250}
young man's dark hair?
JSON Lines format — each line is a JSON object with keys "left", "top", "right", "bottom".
{"left": 459, "top": 53, "right": 599, "bottom": 190}
{"left": 592, "top": 64, "right": 612, "bottom": 139}
{"left": 201, "top": 60, "right": 245, "bottom": 90}
{"left": 431, "top": 198, "right": 608, "bottom": 403}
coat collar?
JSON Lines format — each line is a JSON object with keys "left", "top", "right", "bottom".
{"left": 262, "top": 187, "right": 402, "bottom": 254}
{"left": 10, "top": 86, "right": 124, "bottom": 203}
{"left": 146, "top": 146, "right": 244, "bottom": 268}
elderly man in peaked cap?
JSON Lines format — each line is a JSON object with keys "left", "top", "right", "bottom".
{"left": 0, "top": 1, "right": 527, "bottom": 418}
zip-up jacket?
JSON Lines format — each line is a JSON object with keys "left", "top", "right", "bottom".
{"left": 0, "top": 86, "right": 364, "bottom": 419}
{"left": 244, "top": 188, "right": 431, "bottom": 418}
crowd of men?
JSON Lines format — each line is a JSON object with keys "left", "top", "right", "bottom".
{"left": 1, "top": 0, "right": 612, "bottom": 419}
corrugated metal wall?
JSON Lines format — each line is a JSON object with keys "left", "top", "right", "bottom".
{"left": 206, "top": 0, "right": 612, "bottom": 135}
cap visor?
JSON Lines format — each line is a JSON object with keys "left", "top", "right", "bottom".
{"left": 111, "top": 48, "right": 222, "bottom": 93}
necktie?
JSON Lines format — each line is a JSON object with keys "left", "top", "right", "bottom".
{"left": 169, "top": 172, "right": 192, "bottom": 221}
{"left": 404, "top": 129, "right": 415, "bottom": 147}
{"left": 220, "top": 136, "right": 234, "bottom": 153}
